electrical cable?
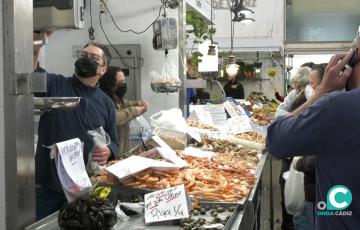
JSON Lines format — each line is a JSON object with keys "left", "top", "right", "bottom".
{"left": 99, "top": 12, "right": 143, "bottom": 69}
{"left": 103, "top": 0, "right": 168, "bottom": 35}
{"left": 88, "top": 0, "right": 95, "bottom": 42}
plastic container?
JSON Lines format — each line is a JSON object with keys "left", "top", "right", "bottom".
{"left": 153, "top": 127, "right": 187, "bottom": 150}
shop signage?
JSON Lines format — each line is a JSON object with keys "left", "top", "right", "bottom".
{"left": 228, "top": 115, "right": 252, "bottom": 134}
{"left": 144, "top": 185, "right": 191, "bottom": 223}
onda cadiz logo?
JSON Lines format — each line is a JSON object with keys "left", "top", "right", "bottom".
{"left": 317, "top": 185, "right": 352, "bottom": 216}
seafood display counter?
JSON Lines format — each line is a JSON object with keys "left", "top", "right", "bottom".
{"left": 26, "top": 154, "right": 268, "bottom": 230}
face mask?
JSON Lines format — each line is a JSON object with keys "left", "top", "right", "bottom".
{"left": 115, "top": 83, "right": 127, "bottom": 98}
{"left": 304, "top": 84, "right": 315, "bottom": 100}
{"left": 74, "top": 57, "right": 99, "bottom": 78}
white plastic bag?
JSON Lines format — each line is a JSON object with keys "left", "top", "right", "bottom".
{"left": 150, "top": 108, "right": 188, "bottom": 133}
{"left": 150, "top": 59, "right": 182, "bottom": 93}
{"left": 87, "top": 126, "right": 111, "bottom": 175}
{"left": 129, "top": 115, "right": 152, "bottom": 149}
{"left": 283, "top": 158, "right": 305, "bottom": 215}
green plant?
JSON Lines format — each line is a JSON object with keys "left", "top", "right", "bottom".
{"left": 186, "top": 11, "right": 215, "bottom": 44}
{"left": 188, "top": 51, "right": 203, "bottom": 66}
{"left": 186, "top": 11, "right": 216, "bottom": 67}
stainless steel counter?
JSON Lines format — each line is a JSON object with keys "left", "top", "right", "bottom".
{"left": 26, "top": 154, "right": 268, "bottom": 230}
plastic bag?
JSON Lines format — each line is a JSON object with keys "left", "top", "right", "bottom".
{"left": 283, "top": 158, "right": 305, "bottom": 215}
{"left": 150, "top": 59, "right": 182, "bottom": 93}
{"left": 87, "top": 126, "right": 111, "bottom": 175}
{"left": 150, "top": 108, "right": 188, "bottom": 133}
{"left": 129, "top": 115, "right": 152, "bottom": 149}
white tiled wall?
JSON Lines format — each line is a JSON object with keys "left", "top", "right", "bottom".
{"left": 43, "top": 0, "right": 181, "bottom": 120}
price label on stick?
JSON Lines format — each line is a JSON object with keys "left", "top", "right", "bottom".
{"left": 151, "top": 136, "right": 187, "bottom": 168}
{"left": 144, "top": 185, "right": 190, "bottom": 223}
{"left": 228, "top": 115, "right": 252, "bottom": 135}
{"left": 223, "top": 100, "right": 246, "bottom": 117}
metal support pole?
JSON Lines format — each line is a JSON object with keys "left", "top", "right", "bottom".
{"left": 269, "top": 156, "right": 274, "bottom": 230}
{"left": 178, "top": 0, "right": 187, "bottom": 116}
{"left": 3, "top": 0, "right": 35, "bottom": 228}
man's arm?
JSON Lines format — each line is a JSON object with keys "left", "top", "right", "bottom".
{"left": 267, "top": 51, "right": 354, "bottom": 158}
{"left": 290, "top": 51, "right": 354, "bottom": 116}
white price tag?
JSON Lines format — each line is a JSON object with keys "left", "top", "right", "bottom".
{"left": 228, "top": 115, "right": 253, "bottom": 135}
{"left": 151, "top": 136, "right": 187, "bottom": 168}
{"left": 186, "top": 127, "right": 202, "bottom": 143}
{"left": 194, "top": 109, "right": 214, "bottom": 126}
{"left": 144, "top": 185, "right": 190, "bottom": 223}
{"left": 223, "top": 100, "right": 240, "bottom": 118}
{"left": 105, "top": 156, "right": 180, "bottom": 180}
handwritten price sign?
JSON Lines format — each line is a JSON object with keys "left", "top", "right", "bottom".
{"left": 144, "top": 185, "right": 190, "bottom": 223}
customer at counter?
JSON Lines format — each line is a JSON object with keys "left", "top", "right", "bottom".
{"left": 275, "top": 67, "right": 311, "bottom": 117}
{"left": 99, "top": 66, "right": 148, "bottom": 156}
{"left": 291, "top": 63, "right": 326, "bottom": 230}
{"left": 223, "top": 74, "right": 245, "bottom": 99}
{"left": 267, "top": 49, "right": 360, "bottom": 230}
{"left": 33, "top": 32, "right": 119, "bottom": 220}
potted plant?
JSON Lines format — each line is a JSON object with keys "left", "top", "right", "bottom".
{"left": 186, "top": 11, "right": 216, "bottom": 79}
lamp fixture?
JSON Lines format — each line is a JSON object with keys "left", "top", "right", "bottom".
{"left": 226, "top": 55, "right": 240, "bottom": 77}
{"left": 225, "top": 9, "right": 240, "bottom": 77}
{"left": 230, "top": 0, "right": 255, "bottom": 23}
{"left": 233, "top": 13, "right": 255, "bottom": 23}
{"left": 207, "top": 44, "right": 216, "bottom": 56}
{"left": 240, "top": 7, "right": 254, "bottom": 15}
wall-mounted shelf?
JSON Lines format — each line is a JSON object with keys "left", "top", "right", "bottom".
{"left": 186, "top": 0, "right": 212, "bottom": 24}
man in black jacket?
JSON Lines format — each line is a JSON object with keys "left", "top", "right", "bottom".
{"left": 34, "top": 32, "right": 119, "bottom": 220}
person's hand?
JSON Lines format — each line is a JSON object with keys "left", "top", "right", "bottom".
{"left": 135, "top": 105, "right": 147, "bottom": 115}
{"left": 319, "top": 50, "right": 354, "bottom": 94}
{"left": 231, "top": 84, "right": 238, "bottom": 89}
{"left": 137, "top": 100, "right": 147, "bottom": 106}
{"left": 33, "top": 31, "right": 53, "bottom": 53}
{"left": 33, "top": 31, "right": 53, "bottom": 70}
{"left": 92, "top": 146, "right": 111, "bottom": 166}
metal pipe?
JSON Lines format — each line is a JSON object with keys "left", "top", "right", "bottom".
{"left": 178, "top": 0, "right": 186, "bottom": 115}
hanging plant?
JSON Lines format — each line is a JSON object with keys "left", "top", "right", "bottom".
{"left": 186, "top": 11, "right": 217, "bottom": 71}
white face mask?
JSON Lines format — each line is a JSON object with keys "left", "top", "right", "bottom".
{"left": 304, "top": 85, "right": 315, "bottom": 100}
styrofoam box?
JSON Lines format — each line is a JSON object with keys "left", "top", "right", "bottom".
{"left": 204, "top": 104, "right": 225, "bottom": 114}
{"left": 211, "top": 113, "right": 227, "bottom": 121}
{"left": 213, "top": 120, "right": 228, "bottom": 127}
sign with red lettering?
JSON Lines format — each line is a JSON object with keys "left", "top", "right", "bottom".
{"left": 144, "top": 185, "right": 190, "bottom": 223}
